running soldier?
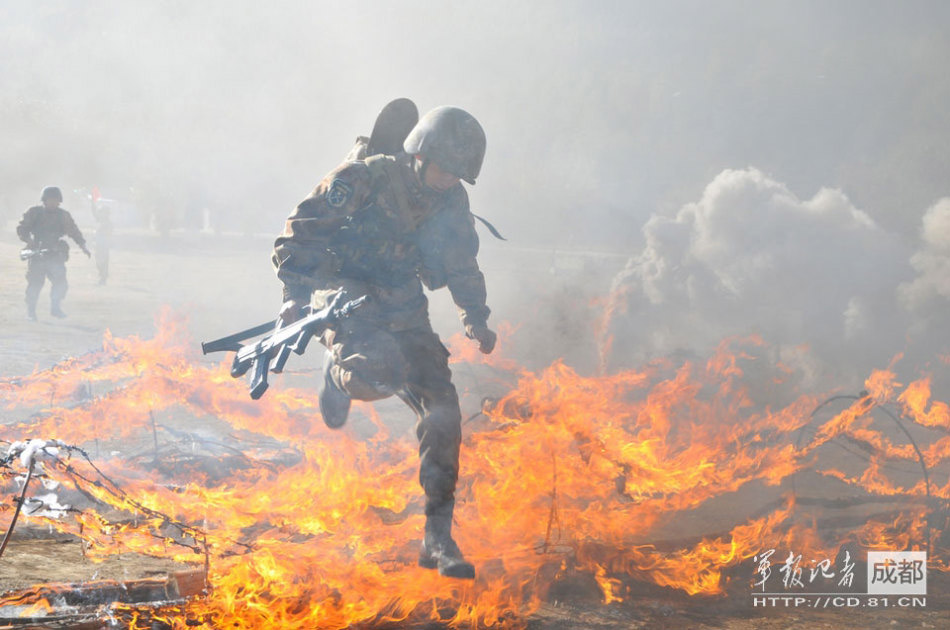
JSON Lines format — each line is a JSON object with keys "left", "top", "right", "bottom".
{"left": 272, "top": 105, "right": 496, "bottom": 579}
{"left": 17, "top": 186, "right": 90, "bottom": 320}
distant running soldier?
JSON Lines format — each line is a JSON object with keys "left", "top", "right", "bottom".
{"left": 91, "top": 201, "right": 113, "bottom": 285}
{"left": 17, "top": 186, "right": 91, "bottom": 320}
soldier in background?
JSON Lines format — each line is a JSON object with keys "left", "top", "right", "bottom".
{"left": 91, "top": 201, "right": 113, "bottom": 285}
{"left": 272, "top": 104, "right": 496, "bottom": 579}
{"left": 16, "top": 186, "right": 90, "bottom": 320}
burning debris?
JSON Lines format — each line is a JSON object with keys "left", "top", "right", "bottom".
{"left": 0, "top": 570, "right": 207, "bottom": 629}
{"left": 0, "top": 312, "right": 947, "bottom": 628}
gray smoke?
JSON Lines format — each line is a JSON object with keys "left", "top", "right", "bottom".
{"left": 2, "top": 1, "right": 950, "bottom": 385}
{"left": 898, "top": 198, "right": 950, "bottom": 342}
{"left": 604, "top": 169, "right": 950, "bottom": 388}
{"left": 3, "top": 1, "right": 950, "bottom": 243}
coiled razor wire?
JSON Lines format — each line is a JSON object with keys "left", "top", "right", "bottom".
{"left": 794, "top": 392, "right": 949, "bottom": 555}
{"left": 0, "top": 440, "right": 215, "bottom": 568}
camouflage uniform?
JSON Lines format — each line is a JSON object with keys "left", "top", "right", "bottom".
{"left": 272, "top": 152, "right": 490, "bottom": 504}
{"left": 17, "top": 204, "right": 88, "bottom": 316}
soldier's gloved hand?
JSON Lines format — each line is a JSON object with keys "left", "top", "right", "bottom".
{"left": 278, "top": 299, "right": 306, "bottom": 325}
{"left": 465, "top": 324, "right": 497, "bottom": 354}
{"left": 81, "top": 245, "right": 92, "bottom": 258}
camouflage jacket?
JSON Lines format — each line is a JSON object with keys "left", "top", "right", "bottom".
{"left": 16, "top": 206, "right": 87, "bottom": 253}
{"left": 272, "top": 153, "right": 490, "bottom": 331}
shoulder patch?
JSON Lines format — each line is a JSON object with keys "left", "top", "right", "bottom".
{"left": 326, "top": 178, "right": 354, "bottom": 209}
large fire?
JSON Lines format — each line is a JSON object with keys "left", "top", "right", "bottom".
{"left": 0, "top": 310, "right": 946, "bottom": 628}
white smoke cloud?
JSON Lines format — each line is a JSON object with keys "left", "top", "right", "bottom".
{"left": 898, "top": 198, "right": 950, "bottom": 343}
{"left": 900, "top": 198, "right": 950, "bottom": 307}
{"left": 606, "top": 167, "right": 915, "bottom": 386}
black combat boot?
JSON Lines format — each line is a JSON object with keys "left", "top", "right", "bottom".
{"left": 418, "top": 499, "right": 475, "bottom": 579}
{"left": 50, "top": 304, "right": 67, "bottom": 318}
{"left": 27, "top": 303, "right": 37, "bottom": 321}
{"left": 319, "top": 351, "right": 351, "bottom": 429}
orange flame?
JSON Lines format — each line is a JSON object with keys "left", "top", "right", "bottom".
{"left": 1, "top": 311, "right": 947, "bottom": 627}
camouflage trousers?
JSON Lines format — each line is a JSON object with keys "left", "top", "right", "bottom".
{"left": 324, "top": 319, "right": 462, "bottom": 504}
{"left": 25, "top": 255, "right": 68, "bottom": 310}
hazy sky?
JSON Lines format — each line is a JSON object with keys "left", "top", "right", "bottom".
{"left": 4, "top": 1, "right": 950, "bottom": 386}
{"left": 3, "top": 0, "right": 948, "bottom": 249}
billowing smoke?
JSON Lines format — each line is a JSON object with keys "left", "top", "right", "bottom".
{"left": 899, "top": 198, "right": 950, "bottom": 338}
{"left": 2, "top": 2, "right": 950, "bottom": 387}
{"left": 602, "top": 167, "right": 943, "bottom": 388}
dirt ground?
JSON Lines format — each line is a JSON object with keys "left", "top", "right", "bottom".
{"left": 0, "top": 227, "right": 947, "bottom": 629}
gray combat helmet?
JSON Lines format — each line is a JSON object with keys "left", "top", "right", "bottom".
{"left": 404, "top": 106, "right": 486, "bottom": 185}
{"left": 41, "top": 186, "right": 63, "bottom": 202}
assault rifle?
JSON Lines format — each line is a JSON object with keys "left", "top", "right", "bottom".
{"left": 19, "top": 248, "right": 53, "bottom": 261}
{"left": 201, "top": 293, "right": 368, "bottom": 400}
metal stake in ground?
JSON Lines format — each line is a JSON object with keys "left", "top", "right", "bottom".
{"left": 0, "top": 456, "right": 35, "bottom": 559}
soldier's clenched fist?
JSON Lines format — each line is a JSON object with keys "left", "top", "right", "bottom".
{"left": 465, "top": 323, "right": 497, "bottom": 354}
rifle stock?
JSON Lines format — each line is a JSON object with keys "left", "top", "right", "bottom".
{"left": 202, "top": 321, "right": 276, "bottom": 355}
